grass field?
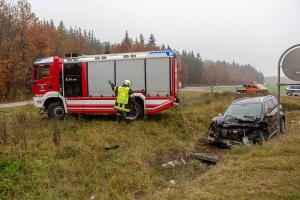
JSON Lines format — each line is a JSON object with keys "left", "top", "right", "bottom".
{"left": 266, "top": 85, "right": 287, "bottom": 94}
{"left": 182, "top": 85, "right": 289, "bottom": 94}
{"left": 0, "top": 92, "right": 299, "bottom": 199}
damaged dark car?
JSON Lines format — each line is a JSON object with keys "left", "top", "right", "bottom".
{"left": 207, "top": 96, "right": 286, "bottom": 147}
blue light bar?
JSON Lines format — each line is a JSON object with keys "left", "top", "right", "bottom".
{"left": 34, "top": 57, "right": 54, "bottom": 64}
{"left": 149, "top": 50, "right": 174, "bottom": 56}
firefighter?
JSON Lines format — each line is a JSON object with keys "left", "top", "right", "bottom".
{"left": 109, "top": 80, "right": 134, "bottom": 122}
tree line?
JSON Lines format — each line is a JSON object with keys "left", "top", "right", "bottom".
{"left": 0, "top": 0, "right": 264, "bottom": 100}
{"left": 180, "top": 51, "right": 264, "bottom": 86}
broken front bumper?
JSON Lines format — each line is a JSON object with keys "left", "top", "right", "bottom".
{"left": 207, "top": 136, "right": 247, "bottom": 147}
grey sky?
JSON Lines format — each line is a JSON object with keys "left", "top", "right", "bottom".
{"left": 27, "top": 0, "right": 300, "bottom": 76}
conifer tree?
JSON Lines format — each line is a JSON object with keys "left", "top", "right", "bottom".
{"left": 139, "top": 33, "right": 145, "bottom": 45}
{"left": 148, "top": 34, "right": 156, "bottom": 47}
{"left": 122, "top": 30, "right": 131, "bottom": 46}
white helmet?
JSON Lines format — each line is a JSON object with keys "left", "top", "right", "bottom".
{"left": 123, "top": 80, "right": 132, "bottom": 87}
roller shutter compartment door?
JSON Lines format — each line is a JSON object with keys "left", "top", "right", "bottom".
{"left": 146, "top": 58, "right": 170, "bottom": 96}
{"left": 88, "top": 61, "right": 114, "bottom": 96}
{"left": 116, "top": 59, "right": 145, "bottom": 91}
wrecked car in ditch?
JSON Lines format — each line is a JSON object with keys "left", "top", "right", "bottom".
{"left": 207, "top": 96, "right": 286, "bottom": 147}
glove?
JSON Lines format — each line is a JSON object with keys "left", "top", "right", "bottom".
{"left": 108, "top": 80, "right": 115, "bottom": 90}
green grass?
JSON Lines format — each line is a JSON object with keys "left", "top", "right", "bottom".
{"left": 266, "top": 85, "right": 287, "bottom": 94}
{"left": 0, "top": 92, "right": 299, "bottom": 199}
{"left": 191, "top": 85, "right": 288, "bottom": 94}
{"left": 0, "top": 157, "right": 31, "bottom": 199}
{"left": 210, "top": 86, "right": 237, "bottom": 93}
{"left": 189, "top": 86, "right": 237, "bottom": 93}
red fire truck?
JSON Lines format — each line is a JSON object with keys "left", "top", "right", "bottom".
{"left": 32, "top": 51, "right": 179, "bottom": 120}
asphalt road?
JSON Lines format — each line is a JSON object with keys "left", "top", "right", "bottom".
{"left": 0, "top": 100, "right": 32, "bottom": 109}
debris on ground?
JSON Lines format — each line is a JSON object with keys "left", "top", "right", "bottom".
{"left": 161, "top": 158, "right": 186, "bottom": 168}
{"left": 169, "top": 180, "right": 176, "bottom": 185}
{"left": 104, "top": 144, "right": 119, "bottom": 151}
{"left": 188, "top": 153, "right": 220, "bottom": 165}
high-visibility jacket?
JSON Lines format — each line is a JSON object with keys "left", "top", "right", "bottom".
{"left": 114, "top": 86, "right": 133, "bottom": 112}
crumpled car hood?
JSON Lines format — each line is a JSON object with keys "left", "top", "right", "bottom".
{"left": 212, "top": 115, "right": 258, "bottom": 128}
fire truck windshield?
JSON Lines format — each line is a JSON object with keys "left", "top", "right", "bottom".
{"left": 35, "top": 65, "right": 50, "bottom": 80}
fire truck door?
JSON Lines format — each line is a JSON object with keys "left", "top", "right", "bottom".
{"left": 63, "top": 63, "right": 82, "bottom": 97}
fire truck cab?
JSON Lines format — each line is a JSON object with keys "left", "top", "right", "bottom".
{"left": 32, "top": 51, "right": 179, "bottom": 120}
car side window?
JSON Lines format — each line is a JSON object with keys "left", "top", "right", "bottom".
{"left": 271, "top": 98, "right": 278, "bottom": 108}
{"left": 268, "top": 100, "right": 275, "bottom": 110}
{"left": 268, "top": 99, "right": 276, "bottom": 110}
{"left": 264, "top": 102, "right": 271, "bottom": 114}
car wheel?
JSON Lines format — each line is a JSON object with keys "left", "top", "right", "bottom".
{"left": 255, "top": 131, "right": 266, "bottom": 145}
{"left": 126, "top": 101, "right": 143, "bottom": 121}
{"left": 280, "top": 118, "right": 286, "bottom": 133}
{"left": 47, "top": 102, "right": 65, "bottom": 120}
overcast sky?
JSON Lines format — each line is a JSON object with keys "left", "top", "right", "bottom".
{"left": 26, "top": 0, "right": 300, "bottom": 76}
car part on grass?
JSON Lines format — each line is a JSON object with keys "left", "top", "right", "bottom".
{"left": 169, "top": 180, "right": 176, "bottom": 185}
{"left": 161, "top": 158, "right": 186, "bottom": 168}
{"left": 104, "top": 144, "right": 119, "bottom": 151}
{"left": 188, "top": 153, "right": 220, "bottom": 165}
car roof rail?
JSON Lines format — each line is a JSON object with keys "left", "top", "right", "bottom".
{"left": 232, "top": 97, "right": 249, "bottom": 103}
{"left": 261, "top": 95, "right": 273, "bottom": 102}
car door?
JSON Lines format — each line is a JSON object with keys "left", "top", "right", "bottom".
{"left": 296, "top": 85, "right": 300, "bottom": 95}
{"left": 267, "top": 99, "right": 278, "bottom": 134}
{"left": 263, "top": 101, "right": 275, "bottom": 135}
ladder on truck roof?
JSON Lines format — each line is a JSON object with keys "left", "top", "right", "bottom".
{"left": 64, "top": 50, "right": 175, "bottom": 63}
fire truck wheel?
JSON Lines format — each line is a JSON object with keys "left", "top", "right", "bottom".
{"left": 127, "top": 102, "right": 143, "bottom": 121}
{"left": 47, "top": 102, "right": 65, "bottom": 120}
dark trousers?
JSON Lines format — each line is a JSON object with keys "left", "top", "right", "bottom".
{"left": 116, "top": 110, "right": 129, "bottom": 122}
{"left": 115, "top": 99, "right": 135, "bottom": 122}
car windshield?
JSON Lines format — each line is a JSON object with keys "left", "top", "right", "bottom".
{"left": 224, "top": 103, "right": 262, "bottom": 117}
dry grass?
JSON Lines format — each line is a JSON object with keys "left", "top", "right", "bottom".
{"left": 0, "top": 92, "right": 299, "bottom": 199}
{"left": 147, "top": 100, "right": 300, "bottom": 200}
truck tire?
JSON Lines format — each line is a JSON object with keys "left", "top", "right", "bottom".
{"left": 287, "top": 92, "right": 292, "bottom": 96}
{"left": 47, "top": 102, "right": 65, "bottom": 120}
{"left": 126, "top": 101, "right": 143, "bottom": 121}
